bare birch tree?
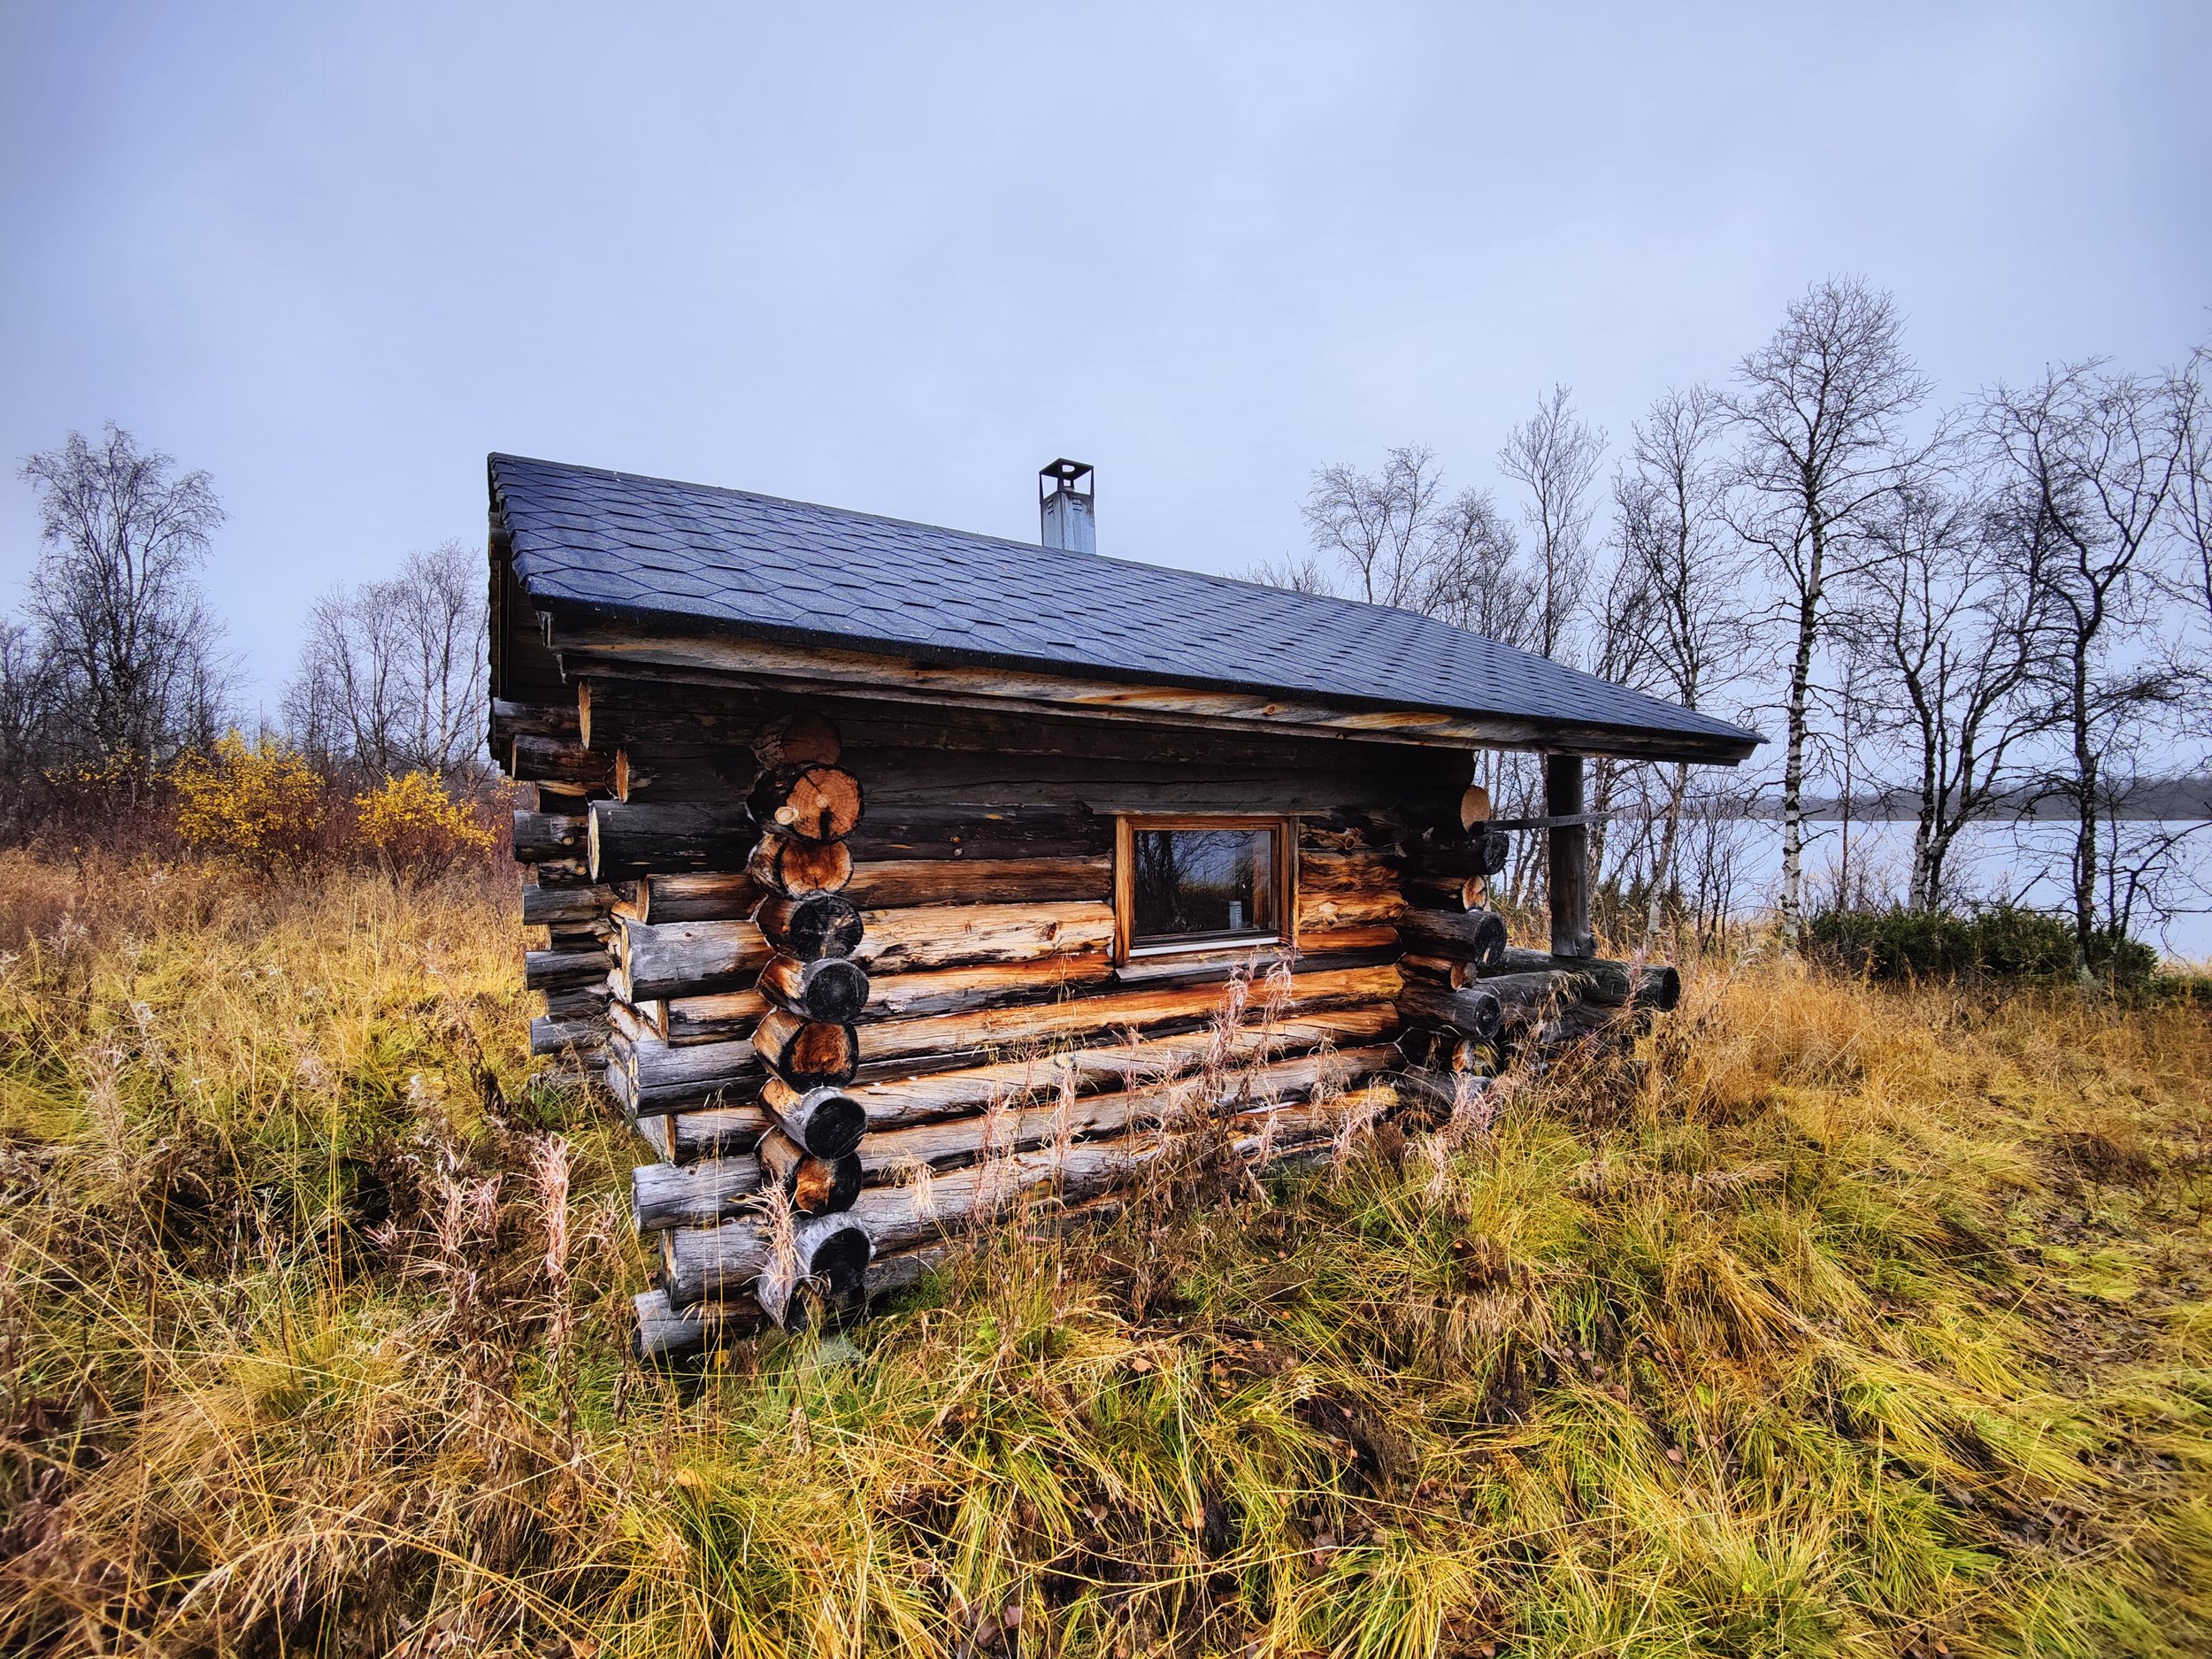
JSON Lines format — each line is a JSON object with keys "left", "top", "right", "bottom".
{"left": 1613, "top": 383, "right": 1749, "bottom": 941}
{"left": 1498, "top": 385, "right": 1603, "bottom": 663}
{"left": 18, "top": 426, "right": 229, "bottom": 799}
{"left": 1298, "top": 446, "right": 1445, "bottom": 609}
{"left": 1981, "top": 362, "right": 2189, "bottom": 976}
{"left": 1837, "top": 470, "right": 2051, "bottom": 910}
{"left": 1727, "top": 279, "right": 1932, "bottom": 947}
{"left": 286, "top": 542, "right": 488, "bottom": 785}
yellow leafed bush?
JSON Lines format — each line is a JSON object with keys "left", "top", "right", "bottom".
{"left": 171, "top": 730, "right": 326, "bottom": 864}
{"left": 353, "top": 768, "right": 495, "bottom": 867}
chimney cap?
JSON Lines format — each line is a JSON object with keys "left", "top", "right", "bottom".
{"left": 1039, "top": 458, "right": 1093, "bottom": 496}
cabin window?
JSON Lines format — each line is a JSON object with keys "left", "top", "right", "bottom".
{"left": 1114, "top": 816, "right": 1294, "bottom": 960}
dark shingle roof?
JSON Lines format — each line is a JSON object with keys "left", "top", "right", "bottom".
{"left": 490, "top": 452, "right": 1759, "bottom": 760}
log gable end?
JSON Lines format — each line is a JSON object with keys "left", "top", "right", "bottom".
{"left": 485, "top": 453, "right": 1742, "bottom": 1356}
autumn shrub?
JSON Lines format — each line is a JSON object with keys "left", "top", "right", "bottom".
{"left": 171, "top": 731, "right": 328, "bottom": 866}
{"left": 1809, "top": 901, "right": 2160, "bottom": 988}
{"left": 353, "top": 768, "right": 498, "bottom": 869}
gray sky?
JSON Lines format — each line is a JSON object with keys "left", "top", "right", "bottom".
{"left": 4, "top": 1, "right": 2206, "bottom": 712}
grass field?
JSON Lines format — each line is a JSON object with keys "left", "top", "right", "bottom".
{"left": 1, "top": 856, "right": 2208, "bottom": 1657}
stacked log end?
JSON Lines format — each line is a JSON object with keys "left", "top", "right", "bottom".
{"left": 611, "top": 708, "right": 880, "bottom": 1345}
{"left": 1394, "top": 780, "right": 1683, "bottom": 1087}
{"left": 499, "top": 698, "right": 618, "bottom": 1071}
{"left": 1394, "top": 784, "right": 1515, "bottom": 1075}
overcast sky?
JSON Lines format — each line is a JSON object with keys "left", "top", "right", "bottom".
{"left": 3, "top": 1, "right": 2206, "bottom": 712}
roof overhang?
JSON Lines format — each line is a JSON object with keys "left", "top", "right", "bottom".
{"left": 525, "top": 588, "right": 1763, "bottom": 767}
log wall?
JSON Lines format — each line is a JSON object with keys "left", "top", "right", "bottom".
{"left": 492, "top": 655, "right": 1473, "bottom": 1346}
{"left": 490, "top": 580, "right": 1680, "bottom": 1355}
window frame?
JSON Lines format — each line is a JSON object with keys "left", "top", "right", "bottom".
{"left": 1111, "top": 813, "right": 1298, "bottom": 964}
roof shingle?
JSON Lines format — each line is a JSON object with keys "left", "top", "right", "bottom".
{"left": 491, "top": 452, "right": 1759, "bottom": 759}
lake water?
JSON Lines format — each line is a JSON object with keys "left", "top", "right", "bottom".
{"left": 1712, "top": 817, "right": 2212, "bottom": 964}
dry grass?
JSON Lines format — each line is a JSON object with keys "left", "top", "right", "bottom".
{"left": 1, "top": 856, "right": 2208, "bottom": 1657}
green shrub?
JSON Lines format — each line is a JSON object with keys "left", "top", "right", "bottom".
{"left": 1809, "top": 903, "right": 2157, "bottom": 988}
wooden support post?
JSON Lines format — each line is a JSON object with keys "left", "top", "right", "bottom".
{"left": 1546, "top": 753, "right": 1594, "bottom": 960}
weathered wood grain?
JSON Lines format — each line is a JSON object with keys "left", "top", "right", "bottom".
{"left": 589, "top": 800, "right": 756, "bottom": 879}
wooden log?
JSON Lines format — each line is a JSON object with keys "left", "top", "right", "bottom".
{"left": 1477, "top": 949, "right": 1676, "bottom": 1008}
{"left": 636, "top": 1047, "right": 1394, "bottom": 1236}
{"left": 760, "top": 1089, "right": 1386, "bottom": 1272}
{"left": 1395, "top": 980, "right": 1505, "bottom": 1045}
{"left": 577, "top": 677, "right": 766, "bottom": 749}
{"left": 753, "top": 710, "right": 842, "bottom": 769}
{"left": 628, "top": 858, "right": 1106, "bottom": 925}
{"left": 643, "top": 1009, "right": 1401, "bottom": 1159}
{"left": 749, "top": 832, "right": 854, "bottom": 898}
{"left": 842, "top": 855, "right": 1110, "bottom": 909}
{"left": 618, "top": 917, "right": 771, "bottom": 1001}
{"left": 1296, "top": 887, "right": 1404, "bottom": 930}
{"left": 753, "top": 1215, "right": 875, "bottom": 1330}
{"left": 1395, "top": 907, "right": 1509, "bottom": 969}
{"left": 1479, "top": 969, "right": 1590, "bottom": 1016}
{"left": 633, "top": 1140, "right": 864, "bottom": 1232}
{"left": 1402, "top": 872, "right": 1483, "bottom": 912}
{"left": 1461, "top": 784, "right": 1493, "bottom": 829}
{"left": 634, "top": 1156, "right": 764, "bottom": 1230}
{"left": 642, "top": 1102, "right": 772, "bottom": 1163}
{"left": 634, "top": 1244, "right": 958, "bottom": 1362}
{"left": 1403, "top": 839, "right": 1506, "bottom": 882}
{"left": 624, "top": 1032, "right": 760, "bottom": 1112}
{"left": 544, "top": 920, "right": 609, "bottom": 951}
{"left": 857, "top": 1043, "right": 1398, "bottom": 1174}
{"left": 541, "top": 980, "right": 612, "bottom": 1018}
{"left": 639, "top": 871, "right": 764, "bottom": 923}
{"left": 661, "top": 987, "right": 766, "bottom": 1044}
{"left": 851, "top": 963, "right": 1400, "bottom": 1070}
{"left": 1632, "top": 964, "right": 1682, "bottom": 1011}
{"left": 757, "top": 953, "right": 871, "bottom": 1024}
{"left": 762, "top": 1078, "right": 869, "bottom": 1159}
{"left": 746, "top": 764, "right": 863, "bottom": 842}
{"left": 613, "top": 744, "right": 757, "bottom": 803}
{"left": 849, "top": 1005, "right": 1399, "bottom": 1126}
{"left": 845, "top": 806, "right": 1110, "bottom": 863}
{"left": 1510, "top": 955, "right": 1678, "bottom": 1011}
{"left": 632, "top": 1286, "right": 762, "bottom": 1362}
{"left": 1394, "top": 1065, "right": 1489, "bottom": 1117}
{"left": 1294, "top": 849, "right": 1404, "bottom": 897}
{"left": 853, "top": 902, "right": 1116, "bottom": 974}
{"left": 757, "top": 1127, "right": 863, "bottom": 1215}
{"left": 756, "top": 894, "right": 864, "bottom": 961}
{"left": 752, "top": 1007, "right": 860, "bottom": 1089}
{"left": 511, "top": 733, "right": 614, "bottom": 787}
{"left": 588, "top": 800, "right": 755, "bottom": 880}
{"left": 664, "top": 1210, "right": 872, "bottom": 1310}
{"left": 1399, "top": 951, "right": 1476, "bottom": 990}
{"left": 513, "top": 810, "right": 586, "bottom": 863}
{"left": 521, "top": 882, "right": 615, "bottom": 925}
{"left": 861, "top": 955, "right": 1118, "bottom": 1021}
{"left": 530, "top": 1015, "right": 606, "bottom": 1055}
{"left": 524, "top": 948, "right": 611, "bottom": 990}
{"left": 527, "top": 856, "right": 595, "bottom": 888}
{"left": 492, "top": 697, "right": 580, "bottom": 749}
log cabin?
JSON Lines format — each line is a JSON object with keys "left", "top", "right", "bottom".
{"left": 486, "top": 453, "right": 1760, "bottom": 1355}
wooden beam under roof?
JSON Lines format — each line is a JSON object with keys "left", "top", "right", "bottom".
{"left": 534, "top": 610, "right": 1762, "bottom": 767}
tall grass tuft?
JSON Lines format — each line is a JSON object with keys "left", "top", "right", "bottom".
{"left": 2, "top": 856, "right": 2208, "bottom": 1655}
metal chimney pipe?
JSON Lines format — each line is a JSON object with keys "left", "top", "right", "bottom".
{"left": 1038, "top": 459, "right": 1095, "bottom": 553}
